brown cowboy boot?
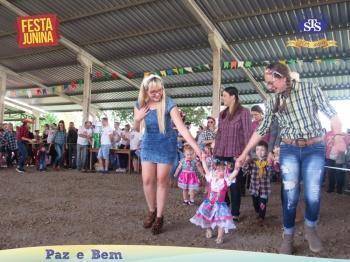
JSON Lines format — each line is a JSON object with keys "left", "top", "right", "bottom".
{"left": 279, "top": 233, "right": 294, "bottom": 255}
{"left": 151, "top": 216, "right": 164, "bottom": 235}
{"left": 143, "top": 209, "right": 157, "bottom": 229}
{"left": 304, "top": 225, "right": 323, "bottom": 253}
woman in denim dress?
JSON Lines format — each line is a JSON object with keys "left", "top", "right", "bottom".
{"left": 134, "top": 74, "right": 201, "bottom": 235}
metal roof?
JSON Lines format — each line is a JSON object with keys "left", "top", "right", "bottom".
{"left": 1, "top": 0, "right": 350, "bottom": 113}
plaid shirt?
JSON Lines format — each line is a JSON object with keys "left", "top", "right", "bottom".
{"left": 4, "top": 131, "right": 17, "bottom": 150}
{"left": 202, "top": 129, "right": 216, "bottom": 141}
{"left": 214, "top": 106, "right": 252, "bottom": 158}
{"left": 243, "top": 159, "right": 272, "bottom": 198}
{"left": 53, "top": 131, "right": 66, "bottom": 145}
{"left": 257, "top": 81, "right": 337, "bottom": 140}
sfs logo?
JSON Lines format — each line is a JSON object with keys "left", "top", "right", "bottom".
{"left": 299, "top": 18, "right": 327, "bottom": 33}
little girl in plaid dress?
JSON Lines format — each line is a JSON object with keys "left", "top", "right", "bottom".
{"left": 243, "top": 141, "right": 272, "bottom": 224}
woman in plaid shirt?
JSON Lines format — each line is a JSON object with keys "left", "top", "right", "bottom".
{"left": 235, "top": 62, "right": 346, "bottom": 255}
{"left": 213, "top": 86, "right": 253, "bottom": 222}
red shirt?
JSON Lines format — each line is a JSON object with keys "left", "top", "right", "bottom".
{"left": 16, "top": 125, "right": 28, "bottom": 142}
{"left": 214, "top": 106, "right": 253, "bottom": 158}
{"left": 252, "top": 119, "right": 270, "bottom": 143}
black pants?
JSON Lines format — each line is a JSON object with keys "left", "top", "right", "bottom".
{"left": 67, "top": 144, "right": 77, "bottom": 168}
{"left": 6, "top": 148, "right": 18, "bottom": 167}
{"left": 215, "top": 156, "right": 242, "bottom": 217}
{"left": 252, "top": 195, "right": 268, "bottom": 219}
{"left": 118, "top": 144, "right": 130, "bottom": 169}
{"left": 328, "top": 162, "right": 346, "bottom": 193}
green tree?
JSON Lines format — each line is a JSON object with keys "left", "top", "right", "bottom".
{"left": 112, "top": 109, "right": 134, "bottom": 124}
{"left": 40, "top": 113, "right": 58, "bottom": 128}
{"left": 179, "top": 106, "right": 211, "bottom": 127}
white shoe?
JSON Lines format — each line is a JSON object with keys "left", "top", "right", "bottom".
{"left": 206, "top": 229, "right": 213, "bottom": 239}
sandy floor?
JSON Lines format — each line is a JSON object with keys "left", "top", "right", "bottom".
{"left": 0, "top": 167, "right": 349, "bottom": 259}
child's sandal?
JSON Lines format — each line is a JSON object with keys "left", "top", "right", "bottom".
{"left": 182, "top": 200, "right": 189, "bottom": 205}
{"left": 143, "top": 209, "right": 157, "bottom": 228}
{"left": 206, "top": 229, "right": 213, "bottom": 239}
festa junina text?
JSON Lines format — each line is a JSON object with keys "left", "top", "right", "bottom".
{"left": 17, "top": 14, "right": 59, "bottom": 48}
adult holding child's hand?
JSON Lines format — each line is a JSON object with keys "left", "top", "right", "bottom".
{"left": 134, "top": 74, "right": 201, "bottom": 235}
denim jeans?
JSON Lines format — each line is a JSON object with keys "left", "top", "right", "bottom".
{"left": 76, "top": 144, "right": 88, "bottom": 170}
{"left": 54, "top": 144, "right": 64, "bottom": 166}
{"left": 39, "top": 154, "right": 47, "bottom": 170}
{"left": 17, "top": 141, "right": 28, "bottom": 170}
{"left": 280, "top": 142, "right": 325, "bottom": 235}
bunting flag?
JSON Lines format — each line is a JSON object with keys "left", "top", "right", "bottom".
{"left": 7, "top": 56, "right": 349, "bottom": 98}
{"left": 111, "top": 72, "right": 119, "bottom": 80}
{"left": 244, "top": 61, "right": 252, "bottom": 68}
{"left": 231, "top": 60, "right": 238, "bottom": 69}
{"left": 166, "top": 69, "right": 173, "bottom": 76}
{"left": 27, "top": 89, "right": 32, "bottom": 98}
{"left": 70, "top": 80, "right": 77, "bottom": 90}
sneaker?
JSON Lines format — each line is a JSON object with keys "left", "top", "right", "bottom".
{"left": 16, "top": 168, "right": 24, "bottom": 174}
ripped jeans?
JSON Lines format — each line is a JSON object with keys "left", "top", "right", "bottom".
{"left": 280, "top": 142, "right": 325, "bottom": 235}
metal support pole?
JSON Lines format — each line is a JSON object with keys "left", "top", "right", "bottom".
{"left": 208, "top": 33, "right": 222, "bottom": 118}
{"left": 78, "top": 54, "right": 93, "bottom": 124}
{"left": 0, "top": 71, "right": 6, "bottom": 123}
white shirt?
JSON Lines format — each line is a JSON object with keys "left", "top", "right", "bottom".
{"left": 120, "top": 131, "right": 131, "bottom": 146}
{"left": 113, "top": 128, "right": 122, "bottom": 148}
{"left": 77, "top": 127, "right": 92, "bottom": 146}
{"left": 130, "top": 131, "right": 142, "bottom": 150}
{"left": 47, "top": 128, "right": 56, "bottom": 144}
{"left": 101, "top": 126, "right": 113, "bottom": 145}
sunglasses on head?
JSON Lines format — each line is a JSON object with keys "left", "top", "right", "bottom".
{"left": 272, "top": 71, "right": 284, "bottom": 78}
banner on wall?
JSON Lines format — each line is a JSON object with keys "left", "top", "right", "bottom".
{"left": 286, "top": 39, "right": 337, "bottom": 48}
{"left": 17, "top": 14, "right": 60, "bottom": 48}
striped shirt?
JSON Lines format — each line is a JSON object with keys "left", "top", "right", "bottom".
{"left": 256, "top": 81, "right": 337, "bottom": 140}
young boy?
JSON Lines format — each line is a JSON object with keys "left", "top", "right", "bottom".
{"left": 243, "top": 140, "right": 272, "bottom": 224}
{"left": 37, "top": 145, "right": 48, "bottom": 171}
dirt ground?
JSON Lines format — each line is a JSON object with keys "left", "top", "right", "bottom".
{"left": 0, "top": 167, "right": 349, "bottom": 259}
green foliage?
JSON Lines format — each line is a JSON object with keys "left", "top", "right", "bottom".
{"left": 112, "top": 109, "right": 134, "bottom": 124}
{"left": 179, "top": 106, "right": 211, "bottom": 127}
{"left": 40, "top": 113, "right": 59, "bottom": 128}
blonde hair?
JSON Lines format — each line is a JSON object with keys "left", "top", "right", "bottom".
{"left": 138, "top": 74, "right": 167, "bottom": 133}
